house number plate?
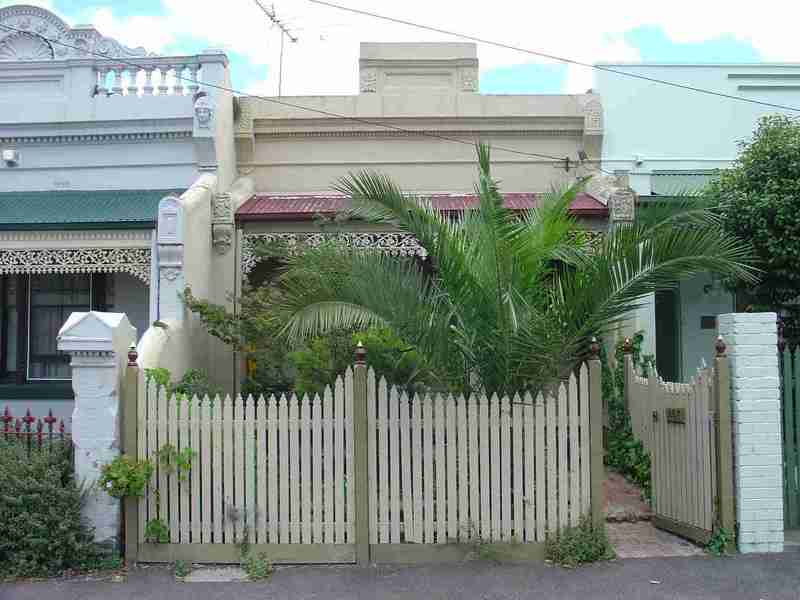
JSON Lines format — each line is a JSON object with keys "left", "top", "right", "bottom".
{"left": 666, "top": 408, "right": 686, "bottom": 424}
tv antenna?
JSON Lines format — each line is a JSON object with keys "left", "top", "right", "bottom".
{"left": 251, "top": 0, "right": 298, "bottom": 96}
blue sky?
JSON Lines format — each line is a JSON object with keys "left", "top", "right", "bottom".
{"left": 7, "top": 0, "right": 777, "bottom": 96}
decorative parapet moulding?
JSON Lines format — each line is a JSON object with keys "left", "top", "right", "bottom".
{"left": 0, "top": 5, "right": 152, "bottom": 61}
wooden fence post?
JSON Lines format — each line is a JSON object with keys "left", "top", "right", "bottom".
{"left": 713, "top": 336, "right": 735, "bottom": 552}
{"left": 122, "top": 344, "right": 140, "bottom": 565}
{"left": 352, "top": 343, "right": 371, "bottom": 565}
{"left": 589, "top": 338, "right": 606, "bottom": 526}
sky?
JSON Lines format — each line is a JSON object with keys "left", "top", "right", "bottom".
{"left": 3, "top": 0, "right": 797, "bottom": 96}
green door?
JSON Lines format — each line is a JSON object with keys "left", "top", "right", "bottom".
{"left": 780, "top": 349, "right": 800, "bottom": 529}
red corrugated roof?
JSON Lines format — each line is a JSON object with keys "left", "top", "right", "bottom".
{"left": 236, "top": 192, "right": 608, "bottom": 221}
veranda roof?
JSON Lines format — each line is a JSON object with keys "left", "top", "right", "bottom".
{"left": 236, "top": 192, "right": 609, "bottom": 222}
{"left": 0, "top": 189, "right": 182, "bottom": 230}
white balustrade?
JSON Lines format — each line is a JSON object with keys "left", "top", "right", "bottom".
{"left": 92, "top": 57, "right": 204, "bottom": 98}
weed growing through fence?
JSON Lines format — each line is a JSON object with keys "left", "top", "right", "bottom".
{"left": 97, "top": 455, "right": 154, "bottom": 498}
{"left": 174, "top": 560, "right": 190, "bottom": 579}
{"left": 544, "top": 517, "right": 615, "bottom": 568}
{"left": 156, "top": 443, "right": 196, "bottom": 481}
{"left": 706, "top": 528, "right": 734, "bottom": 556}
{"left": 144, "top": 519, "right": 170, "bottom": 544}
{"left": 236, "top": 528, "right": 274, "bottom": 581}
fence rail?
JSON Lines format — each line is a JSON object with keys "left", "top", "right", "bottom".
{"left": 123, "top": 354, "right": 605, "bottom": 564}
{"left": 1, "top": 407, "right": 70, "bottom": 453}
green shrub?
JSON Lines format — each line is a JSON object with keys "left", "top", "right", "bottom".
{"left": 601, "top": 333, "right": 653, "bottom": 500}
{"left": 0, "top": 440, "right": 102, "bottom": 578}
{"left": 144, "top": 519, "right": 170, "bottom": 544}
{"left": 545, "top": 517, "right": 615, "bottom": 568}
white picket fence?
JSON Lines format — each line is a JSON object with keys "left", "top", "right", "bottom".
{"left": 135, "top": 363, "right": 595, "bottom": 556}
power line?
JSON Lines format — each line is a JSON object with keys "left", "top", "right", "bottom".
{"left": 307, "top": 0, "right": 800, "bottom": 114}
{"left": 0, "top": 22, "right": 585, "bottom": 170}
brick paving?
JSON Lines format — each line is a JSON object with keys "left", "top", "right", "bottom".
{"left": 604, "top": 470, "right": 704, "bottom": 558}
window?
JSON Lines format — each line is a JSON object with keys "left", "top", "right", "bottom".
{"left": 0, "top": 273, "right": 112, "bottom": 383}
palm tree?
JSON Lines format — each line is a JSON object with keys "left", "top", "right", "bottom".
{"left": 272, "top": 144, "right": 756, "bottom": 395}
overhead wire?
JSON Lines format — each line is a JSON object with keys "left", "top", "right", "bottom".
{"left": 0, "top": 22, "right": 591, "bottom": 172}
{"left": 307, "top": 0, "right": 800, "bottom": 114}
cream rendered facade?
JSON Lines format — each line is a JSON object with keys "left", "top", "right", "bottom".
{"left": 203, "top": 42, "right": 614, "bottom": 392}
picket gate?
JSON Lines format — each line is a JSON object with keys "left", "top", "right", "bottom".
{"left": 121, "top": 351, "right": 605, "bottom": 565}
{"left": 623, "top": 340, "right": 734, "bottom": 546}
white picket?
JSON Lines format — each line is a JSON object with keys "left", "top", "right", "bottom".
{"left": 568, "top": 374, "right": 580, "bottom": 527}
{"left": 334, "top": 375, "right": 345, "bottom": 544}
{"left": 190, "top": 395, "right": 201, "bottom": 543}
{"left": 469, "top": 395, "right": 480, "bottom": 542}
{"left": 200, "top": 396, "right": 212, "bottom": 544}
{"left": 557, "top": 384, "right": 568, "bottom": 529}
{"left": 169, "top": 394, "right": 180, "bottom": 543}
{"left": 256, "top": 397, "right": 267, "bottom": 544}
{"left": 457, "top": 395, "right": 469, "bottom": 541}
{"left": 399, "top": 392, "right": 415, "bottom": 543}
{"left": 312, "top": 394, "right": 323, "bottom": 543}
{"left": 378, "top": 377, "right": 390, "bottom": 543}
{"left": 523, "top": 393, "right": 535, "bottom": 542}
{"left": 389, "top": 386, "right": 401, "bottom": 543}
{"left": 422, "top": 393, "right": 434, "bottom": 543}
{"left": 234, "top": 396, "right": 245, "bottom": 543}
{"left": 411, "top": 393, "right": 424, "bottom": 544}
{"left": 300, "top": 394, "right": 312, "bottom": 543}
{"left": 137, "top": 372, "right": 147, "bottom": 542}
{"left": 546, "top": 390, "right": 558, "bottom": 536}
{"left": 289, "top": 394, "right": 300, "bottom": 542}
{"left": 512, "top": 395, "right": 524, "bottom": 541}
{"left": 367, "top": 372, "right": 378, "bottom": 544}
{"left": 278, "top": 394, "right": 289, "bottom": 544}
{"left": 212, "top": 395, "right": 224, "bottom": 543}
{"left": 479, "top": 394, "right": 491, "bottom": 540}
{"left": 222, "top": 395, "right": 234, "bottom": 543}
{"left": 345, "top": 368, "right": 356, "bottom": 542}
{"left": 268, "top": 395, "right": 279, "bottom": 543}
{"left": 490, "top": 394, "right": 501, "bottom": 541}
{"left": 322, "top": 386, "right": 334, "bottom": 543}
{"left": 446, "top": 395, "right": 458, "bottom": 542}
{"left": 535, "top": 392, "right": 546, "bottom": 542}
{"left": 500, "top": 395, "right": 512, "bottom": 540}
{"left": 245, "top": 396, "right": 256, "bottom": 542}
{"left": 435, "top": 395, "right": 447, "bottom": 544}
{"left": 579, "top": 364, "right": 590, "bottom": 517}
{"left": 148, "top": 381, "right": 160, "bottom": 538}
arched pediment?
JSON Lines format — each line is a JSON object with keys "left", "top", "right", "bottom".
{"left": 0, "top": 4, "right": 152, "bottom": 61}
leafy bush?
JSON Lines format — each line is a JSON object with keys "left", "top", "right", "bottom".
{"left": 706, "top": 527, "right": 735, "bottom": 556}
{"left": 0, "top": 440, "right": 102, "bottom": 578}
{"left": 97, "top": 455, "right": 154, "bottom": 498}
{"left": 601, "top": 332, "right": 653, "bottom": 500}
{"left": 144, "top": 519, "right": 170, "bottom": 544}
{"left": 545, "top": 517, "right": 615, "bottom": 568}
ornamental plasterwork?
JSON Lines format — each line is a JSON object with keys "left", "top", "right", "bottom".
{"left": 359, "top": 68, "right": 377, "bottom": 93}
{"left": 241, "top": 232, "right": 427, "bottom": 276}
{"left": 460, "top": 68, "right": 479, "bottom": 92}
{"left": 581, "top": 94, "right": 603, "bottom": 134}
{"left": 0, "top": 247, "right": 151, "bottom": 284}
{"left": 0, "top": 5, "right": 152, "bottom": 61}
{"left": 0, "top": 131, "right": 192, "bottom": 146}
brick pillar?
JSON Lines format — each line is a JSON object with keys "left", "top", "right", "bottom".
{"left": 717, "top": 312, "right": 784, "bottom": 553}
{"left": 57, "top": 312, "right": 137, "bottom": 551}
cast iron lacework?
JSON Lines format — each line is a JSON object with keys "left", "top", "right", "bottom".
{"left": 0, "top": 247, "right": 151, "bottom": 284}
{"left": 241, "top": 232, "right": 427, "bottom": 276}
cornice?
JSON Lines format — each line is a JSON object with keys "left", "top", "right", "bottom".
{"left": 253, "top": 128, "right": 583, "bottom": 140}
{"left": 0, "top": 130, "right": 193, "bottom": 146}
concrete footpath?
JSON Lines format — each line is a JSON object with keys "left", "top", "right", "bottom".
{"left": 3, "top": 553, "right": 800, "bottom": 600}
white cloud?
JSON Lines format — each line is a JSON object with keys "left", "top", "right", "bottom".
{"left": 41, "top": 0, "right": 800, "bottom": 96}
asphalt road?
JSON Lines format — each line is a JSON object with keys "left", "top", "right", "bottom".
{"left": 3, "top": 553, "right": 800, "bottom": 600}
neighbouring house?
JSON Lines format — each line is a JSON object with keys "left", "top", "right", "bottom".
{"left": 0, "top": 4, "right": 234, "bottom": 423}
{"left": 208, "top": 42, "right": 626, "bottom": 391}
{"left": 595, "top": 63, "right": 800, "bottom": 381}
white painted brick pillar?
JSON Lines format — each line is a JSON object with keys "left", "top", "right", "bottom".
{"left": 717, "top": 312, "right": 784, "bottom": 553}
{"left": 57, "top": 312, "right": 137, "bottom": 550}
